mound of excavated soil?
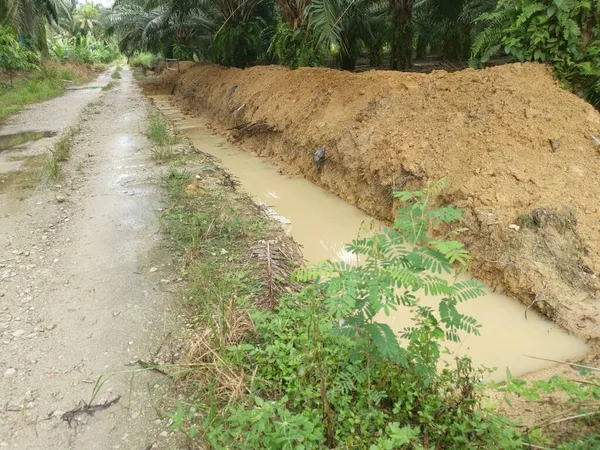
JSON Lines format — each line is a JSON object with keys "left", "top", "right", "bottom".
{"left": 143, "top": 62, "right": 600, "bottom": 341}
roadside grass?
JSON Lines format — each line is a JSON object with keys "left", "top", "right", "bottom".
{"left": 147, "top": 114, "right": 173, "bottom": 146}
{"left": 111, "top": 67, "right": 122, "bottom": 79}
{"left": 147, "top": 113, "right": 179, "bottom": 163}
{"left": 102, "top": 81, "right": 117, "bottom": 91}
{"left": 43, "top": 125, "right": 80, "bottom": 180}
{"left": 0, "top": 63, "right": 98, "bottom": 121}
{"left": 0, "top": 76, "right": 64, "bottom": 121}
{"left": 159, "top": 167, "right": 287, "bottom": 382}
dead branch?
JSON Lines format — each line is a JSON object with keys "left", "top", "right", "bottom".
{"left": 231, "top": 121, "right": 276, "bottom": 141}
{"left": 523, "top": 355, "right": 600, "bottom": 372}
{"left": 61, "top": 396, "right": 121, "bottom": 427}
{"left": 251, "top": 239, "right": 302, "bottom": 309}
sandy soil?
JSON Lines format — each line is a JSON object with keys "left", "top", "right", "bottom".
{"left": 143, "top": 62, "right": 600, "bottom": 343}
{"left": 0, "top": 69, "right": 183, "bottom": 448}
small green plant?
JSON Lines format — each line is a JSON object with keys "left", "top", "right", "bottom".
{"left": 102, "top": 81, "right": 117, "bottom": 91}
{"left": 147, "top": 113, "right": 179, "bottom": 163}
{"left": 0, "top": 26, "right": 38, "bottom": 87}
{"left": 111, "top": 71, "right": 121, "bottom": 79}
{"left": 146, "top": 114, "right": 173, "bottom": 146}
{"left": 43, "top": 154, "right": 61, "bottom": 180}
{"left": 43, "top": 126, "right": 79, "bottom": 180}
{"left": 495, "top": 365, "right": 600, "bottom": 448}
{"left": 150, "top": 144, "right": 173, "bottom": 163}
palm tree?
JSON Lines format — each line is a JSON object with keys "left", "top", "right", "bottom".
{"left": 307, "top": 0, "right": 383, "bottom": 70}
{"left": 109, "top": 0, "right": 220, "bottom": 58}
{"left": 388, "top": 0, "right": 414, "bottom": 69}
{"left": 0, "top": 0, "right": 64, "bottom": 50}
{"left": 278, "top": 0, "right": 310, "bottom": 29}
{"left": 75, "top": 2, "right": 100, "bottom": 37}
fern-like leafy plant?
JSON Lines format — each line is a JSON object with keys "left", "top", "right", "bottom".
{"left": 293, "top": 178, "right": 483, "bottom": 366}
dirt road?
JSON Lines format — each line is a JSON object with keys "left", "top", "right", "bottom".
{"left": 0, "top": 68, "right": 180, "bottom": 448}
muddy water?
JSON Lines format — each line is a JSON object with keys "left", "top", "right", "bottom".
{"left": 0, "top": 130, "right": 57, "bottom": 151}
{"left": 151, "top": 96, "right": 588, "bottom": 380}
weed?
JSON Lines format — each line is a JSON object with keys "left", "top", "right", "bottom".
{"left": 146, "top": 114, "right": 175, "bottom": 146}
{"left": 147, "top": 113, "right": 179, "bottom": 163}
{"left": 102, "top": 81, "right": 117, "bottom": 91}
{"left": 111, "top": 71, "right": 121, "bottom": 79}
{"left": 158, "top": 166, "right": 296, "bottom": 402}
{"left": 150, "top": 145, "right": 173, "bottom": 163}
{"left": 42, "top": 125, "right": 79, "bottom": 180}
{"left": 43, "top": 154, "right": 61, "bottom": 180}
{"left": 130, "top": 52, "right": 157, "bottom": 70}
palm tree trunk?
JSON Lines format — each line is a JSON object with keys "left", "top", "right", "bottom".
{"left": 389, "top": 0, "right": 414, "bottom": 70}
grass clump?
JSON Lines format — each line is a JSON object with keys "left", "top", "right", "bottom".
{"left": 130, "top": 52, "right": 157, "bottom": 70}
{"left": 147, "top": 113, "right": 179, "bottom": 163}
{"left": 146, "top": 114, "right": 172, "bottom": 146}
{"left": 43, "top": 125, "right": 79, "bottom": 180}
{"left": 102, "top": 81, "right": 117, "bottom": 91}
{"left": 111, "top": 66, "right": 121, "bottom": 79}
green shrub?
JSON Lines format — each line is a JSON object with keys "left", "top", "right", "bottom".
{"left": 472, "top": 0, "right": 600, "bottom": 109}
{"left": 130, "top": 52, "right": 157, "bottom": 70}
{"left": 0, "top": 26, "right": 38, "bottom": 86}
{"left": 212, "top": 20, "right": 264, "bottom": 68}
{"left": 267, "top": 21, "right": 322, "bottom": 68}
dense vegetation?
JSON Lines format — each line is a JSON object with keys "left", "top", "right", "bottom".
{"left": 158, "top": 169, "right": 600, "bottom": 448}
{"left": 109, "top": 0, "right": 599, "bottom": 106}
{"left": 0, "top": 1, "right": 121, "bottom": 119}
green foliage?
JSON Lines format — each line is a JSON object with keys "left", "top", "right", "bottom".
{"left": 0, "top": 26, "right": 37, "bottom": 85}
{"left": 146, "top": 113, "right": 176, "bottom": 146}
{"left": 306, "top": 0, "right": 380, "bottom": 70}
{"left": 472, "top": 0, "right": 600, "bottom": 108}
{"left": 212, "top": 20, "right": 265, "bottom": 68}
{"left": 496, "top": 367, "right": 600, "bottom": 447}
{"left": 268, "top": 21, "right": 322, "bottom": 68}
{"left": 49, "top": 34, "right": 121, "bottom": 65}
{"left": 173, "top": 43, "right": 194, "bottom": 61}
{"left": 0, "top": 67, "right": 68, "bottom": 120}
{"left": 129, "top": 52, "right": 157, "bottom": 70}
{"left": 0, "top": 0, "right": 61, "bottom": 52}
{"left": 171, "top": 182, "right": 529, "bottom": 449}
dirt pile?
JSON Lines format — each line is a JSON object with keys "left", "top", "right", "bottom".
{"left": 143, "top": 62, "right": 600, "bottom": 341}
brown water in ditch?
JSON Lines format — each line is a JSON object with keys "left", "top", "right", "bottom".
{"left": 151, "top": 95, "right": 588, "bottom": 381}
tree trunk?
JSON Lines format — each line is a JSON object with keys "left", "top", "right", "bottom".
{"left": 389, "top": 0, "right": 414, "bottom": 70}
{"left": 339, "top": 50, "right": 356, "bottom": 71}
{"left": 415, "top": 35, "right": 427, "bottom": 60}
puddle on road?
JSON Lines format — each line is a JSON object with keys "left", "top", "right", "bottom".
{"left": 0, "top": 155, "right": 45, "bottom": 196}
{"left": 0, "top": 130, "right": 57, "bottom": 152}
{"left": 151, "top": 95, "right": 588, "bottom": 381}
